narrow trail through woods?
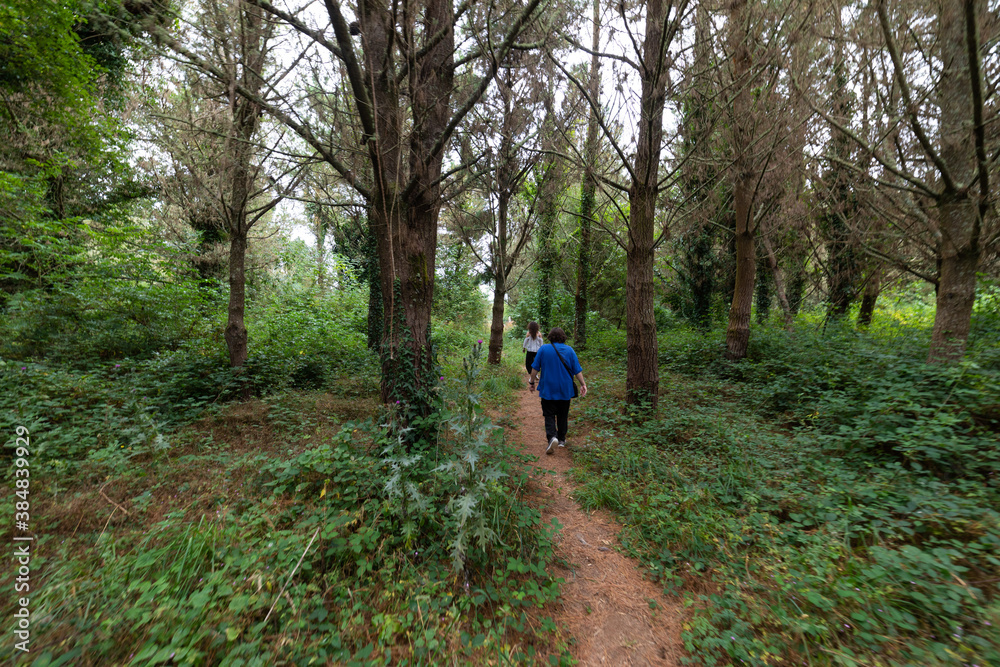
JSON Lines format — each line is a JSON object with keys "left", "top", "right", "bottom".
{"left": 513, "top": 381, "right": 685, "bottom": 666}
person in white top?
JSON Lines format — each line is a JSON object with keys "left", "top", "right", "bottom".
{"left": 522, "top": 321, "right": 544, "bottom": 388}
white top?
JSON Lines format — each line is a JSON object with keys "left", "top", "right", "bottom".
{"left": 523, "top": 334, "right": 543, "bottom": 352}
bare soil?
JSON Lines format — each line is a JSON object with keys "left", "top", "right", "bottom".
{"left": 514, "top": 383, "right": 686, "bottom": 666}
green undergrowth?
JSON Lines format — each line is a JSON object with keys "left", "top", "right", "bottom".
{"left": 572, "top": 320, "right": 1000, "bottom": 666}
{"left": 1, "top": 344, "right": 570, "bottom": 665}
{"left": 0, "top": 280, "right": 379, "bottom": 475}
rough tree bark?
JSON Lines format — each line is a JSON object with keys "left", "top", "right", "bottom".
{"left": 856, "top": 267, "right": 881, "bottom": 327}
{"left": 327, "top": 0, "right": 545, "bottom": 418}
{"left": 488, "top": 266, "right": 507, "bottom": 364}
{"left": 364, "top": 216, "right": 382, "bottom": 350}
{"left": 313, "top": 208, "right": 327, "bottom": 290}
{"left": 754, "top": 250, "right": 771, "bottom": 324}
{"left": 487, "top": 138, "right": 511, "bottom": 364}
{"left": 225, "top": 232, "right": 249, "bottom": 367}
{"left": 762, "top": 235, "right": 794, "bottom": 329}
{"left": 625, "top": 0, "right": 671, "bottom": 408}
{"left": 222, "top": 5, "right": 267, "bottom": 370}
{"left": 537, "top": 157, "right": 557, "bottom": 333}
{"left": 928, "top": 0, "right": 983, "bottom": 361}
{"left": 355, "top": 0, "right": 444, "bottom": 408}
{"left": 487, "top": 71, "right": 517, "bottom": 365}
{"left": 724, "top": 0, "right": 756, "bottom": 361}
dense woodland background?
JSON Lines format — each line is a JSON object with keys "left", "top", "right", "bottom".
{"left": 1, "top": 0, "right": 999, "bottom": 664}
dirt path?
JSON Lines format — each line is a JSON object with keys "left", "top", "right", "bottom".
{"left": 515, "top": 383, "right": 685, "bottom": 666}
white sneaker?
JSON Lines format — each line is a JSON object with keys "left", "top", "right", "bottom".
{"left": 546, "top": 437, "right": 558, "bottom": 454}
{"left": 558, "top": 441, "right": 566, "bottom": 448}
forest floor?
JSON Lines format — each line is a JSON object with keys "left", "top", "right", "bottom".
{"left": 513, "top": 380, "right": 686, "bottom": 666}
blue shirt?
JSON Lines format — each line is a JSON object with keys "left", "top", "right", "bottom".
{"left": 531, "top": 343, "right": 583, "bottom": 400}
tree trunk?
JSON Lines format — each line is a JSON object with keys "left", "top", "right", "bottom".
{"left": 725, "top": 217, "right": 756, "bottom": 360}
{"left": 762, "top": 235, "right": 794, "bottom": 329}
{"left": 928, "top": 0, "right": 982, "bottom": 362}
{"left": 724, "top": 0, "right": 756, "bottom": 361}
{"left": 373, "top": 193, "right": 437, "bottom": 409}
{"left": 358, "top": 0, "right": 453, "bottom": 427}
{"left": 721, "top": 211, "right": 737, "bottom": 310}
{"left": 574, "top": 0, "right": 601, "bottom": 350}
{"left": 367, "top": 269, "right": 383, "bottom": 349}
{"left": 222, "top": 114, "right": 256, "bottom": 371}
{"left": 788, "top": 269, "right": 806, "bottom": 316}
{"left": 856, "top": 268, "right": 881, "bottom": 328}
{"left": 687, "top": 224, "right": 714, "bottom": 329}
{"left": 824, "top": 2, "right": 859, "bottom": 320}
{"left": 686, "top": 0, "right": 715, "bottom": 331}
{"left": 931, "top": 246, "right": 978, "bottom": 359}
{"left": 488, "top": 77, "right": 516, "bottom": 365}
{"left": 825, "top": 210, "right": 858, "bottom": 318}
{"left": 537, "top": 179, "right": 556, "bottom": 333}
{"left": 574, "top": 183, "right": 593, "bottom": 347}
{"left": 363, "top": 214, "right": 383, "bottom": 349}
{"left": 755, "top": 250, "right": 771, "bottom": 324}
{"left": 220, "top": 2, "right": 266, "bottom": 377}
{"left": 488, "top": 270, "right": 506, "bottom": 364}
{"left": 488, "top": 142, "right": 510, "bottom": 366}
{"left": 626, "top": 184, "right": 659, "bottom": 407}
{"left": 315, "top": 214, "right": 327, "bottom": 290}
{"left": 625, "top": 0, "right": 669, "bottom": 408}
{"left": 225, "top": 231, "right": 249, "bottom": 368}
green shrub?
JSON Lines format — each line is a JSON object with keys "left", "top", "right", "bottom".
{"left": 249, "top": 285, "right": 373, "bottom": 392}
{"left": 0, "top": 280, "right": 380, "bottom": 473}
{"left": 432, "top": 320, "right": 486, "bottom": 360}
{"left": 573, "top": 314, "right": 1000, "bottom": 666}
{"left": 5, "top": 342, "right": 567, "bottom": 666}
{"left": 0, "top": 221, "right": 221, "bottom": 361}
{"left": 0, "top": 347, "right": 245, "bottom": 472}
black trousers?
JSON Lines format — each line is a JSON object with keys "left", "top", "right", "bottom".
{"left": 540, "top": 398, "right": 570, "bottom": 442}
{"left": 525, "top": 351, "right": 537, "bottom": 374}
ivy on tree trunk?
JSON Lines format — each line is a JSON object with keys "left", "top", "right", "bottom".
{"left": 574, "top": 0, "right": 601, "bottom": 350}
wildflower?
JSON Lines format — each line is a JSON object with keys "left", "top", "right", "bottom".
{"left": 478, "top": 339, "right": 482, "bottom": 344}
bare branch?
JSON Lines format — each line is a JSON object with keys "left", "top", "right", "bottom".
{"left": 550, "top": 51, "right": 637, "bottom": 185}
{"left": 407, "top": 0, "right": 548, "bottom": 201}
{"left": 876, "top": 0, "right": 956, "bottom": 192}
{"left": 248, "top": 0, "right": 342, "bottom": 59}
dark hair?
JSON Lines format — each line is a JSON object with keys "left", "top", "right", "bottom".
{"left": 547, "top": 327, "right": 566, "bottom": 344}
{"left": 527, "top": 321, "right": 539, "bottom": 339}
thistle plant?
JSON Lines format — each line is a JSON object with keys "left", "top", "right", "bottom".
{"left": 435, "top": 341, "right": 507, "bottom": 571}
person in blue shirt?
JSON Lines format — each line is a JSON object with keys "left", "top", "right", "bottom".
{"left": 528, "top": 327, "right": 588, "bottom": 454}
